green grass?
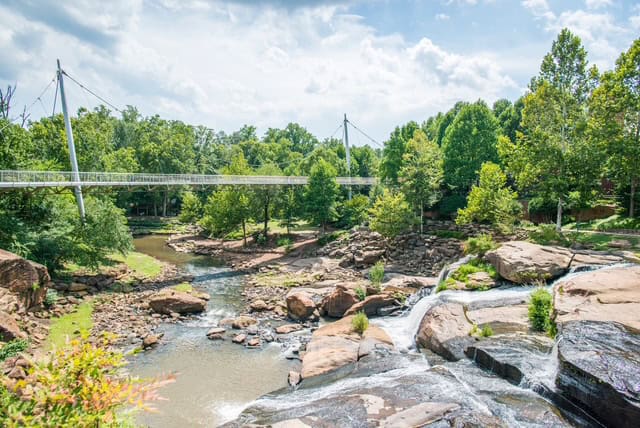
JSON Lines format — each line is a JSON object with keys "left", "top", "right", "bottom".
{"left": 450, "top": 259, "right": 497, "bottom": 284}
{"left": 564, "top": 214, "right": 640, "bottom": 232}
{"left": 109, "top": 251, "right": 163, "bottom": 278}
{"left": 172, "top": 282, "right": 193, "bottom": 292}
{"left": 46, "top": 301, "right": 94, "bottom": 350}
{"left": 566, "top": 232, "right": 640, "bottom": 251}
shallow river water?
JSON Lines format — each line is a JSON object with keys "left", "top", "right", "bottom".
{"left": 128, "top": 235, "right": 296, "bottom": 427}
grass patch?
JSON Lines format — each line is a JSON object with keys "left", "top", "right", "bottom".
{"left": 448, "top": 258, "right": 497, "bottom": 290}
{"left": 0, "top": 339, "right": 29, "bottom": 362}
{"left": 463, "top": 234, "right": 498, "bottom": 256}
{"left": 109, "top": 251, "right": 163, "bottom": 279}
{"left": 172, "top": 282, "right": 193, "bottom": 292}
{"left": 567, "top": 232, "right": 640, "bottom": 251}
{"left": 46, "top": 301, "right": 94, "bottom": 350}
{"left": 368, "top": 261, "right": 385, "bottom": 288}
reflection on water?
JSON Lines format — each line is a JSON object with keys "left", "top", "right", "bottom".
{"left": 128, "top": 235, "right": 296, "bottom": 427}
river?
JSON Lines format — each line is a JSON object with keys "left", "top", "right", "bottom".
{"left": 128, "top": 235, "right": 297, "bottom": 427}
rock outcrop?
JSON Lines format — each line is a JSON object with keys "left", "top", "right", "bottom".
{"left": 557, "top": 320, "right": 640, "bottom": 428}
{"left": 148, "top": 289, "right": 207, "bottom": 314}
{"left": 0, "top": 249, "right": 51, "bottom": 311}
{"left": 416, "top": 303, "right": 474, "bottom": 361}
{"left": 320, "top": 285, "right": 359, "bottom": 318}
{"left": 485, "top": 241, "right": 573, "bottom": 283}
{"left": 300, "top": 315, "right": 393, "bottom": 381}
{"left": 553, "top": 265, "right": 640, "bottom": 330}
{"left": 344, "top": 294, "right": 400, "bottom": 317}
{"left": 0, "top": 311, "right": 25, "bottom": 341}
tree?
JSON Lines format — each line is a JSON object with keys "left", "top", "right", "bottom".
{"left": 398, "top": 130, "right": 443, "bottom": 233}
{"left": 369, "top": 190, "right": 414, "bottom": 238}
{"left": 516, "top": 28, "right": 599, "bottom": 230}
{"left": 337, "top": 194, "right": 370, "bottom": 228}
{"left": 590, "top": 39, "right": 640, "bottom": 217}
{"left": 178, "top": 191, "right": 203, "bottom": 223}
{"left": 379, "top": 121, "right": 419, "bottom": 184}
{"left": 457, "top": 162, "right": 521, "bottom": 232}
{"left": 442, "top": 101, "right": 500, "bottom": 192}
{"left": 252, "top": 162, "right": 283, "bottom": 238}
{"left": 304, "top": 159, "right": 339, "bottom": 233}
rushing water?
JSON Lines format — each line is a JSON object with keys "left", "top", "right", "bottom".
{"left": 128, "top": 235, "right": 297, "bottom": 427}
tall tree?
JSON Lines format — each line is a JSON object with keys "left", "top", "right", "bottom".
{"left": 503, "top": 29, "right": 599, "bottom": 230}
{"left": 252, "top": 162, "right": 283, "bottom": 238}
{"left": 398, "top": 130, "right": 443, "bottom": 233}
{"left": 590, "top": 39, "right": 640, "bottom": 217}
{"left": 379, "top": 121, "right": 419, "bottom": 184}
{"left": 442, "top": 100, "right": 500, "bottom": 192}
{"left": 304, "top": 159, "right": 339, "bottom": 233}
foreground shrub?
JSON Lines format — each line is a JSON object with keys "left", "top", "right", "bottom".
{"left": 0, "top": 336, "right": 174, "bottom": 427}
{"left": 0, "top": 339, "right": 28, "bottom": 362}
{"left": 351, "top": 312, "right": 369, "bottom": 335}
{"left": 368, "top": 261, "right": 385, "bottom": 287}
{"left": 178, "top": 191, "right": 202, "bottom": 223}
{"left": 355, "top": 286, "right": 367, "bottom": 301}
{"left": 528, "top": 288, "right": 554, "bottom": 334}
{"left": 463, "top": 234, "right": 497, "bottom": 256}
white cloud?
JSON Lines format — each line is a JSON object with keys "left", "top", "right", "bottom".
{"left": 521, "top": 0, "right": 555, "bottom": 21}
{"left": 0, "top": 1, "right": 518, "bottom": 143}
{"left": 585, "top": 0, "right": 612, "bottom": 10}
{"left": 435, "top": 13, "right": 450, "bottom": 21}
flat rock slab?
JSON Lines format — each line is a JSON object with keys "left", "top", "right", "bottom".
{"left": 485, "top": 241, "right": 573, "bottom": 283}
{"left": 466, "top": 304, "right": 530, "bottom": 335}
{"left": 557, "top": 320, "right": 640, "bottom": 428}
{"left": 554, "top": 265, "right": 640, "bottom": 330}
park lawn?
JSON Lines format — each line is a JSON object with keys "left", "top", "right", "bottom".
{"left": 46, "top": 301, "right": 94, "bottom": 350}
{"left": 567, "top": 231, "right": 640, "bottom": 251}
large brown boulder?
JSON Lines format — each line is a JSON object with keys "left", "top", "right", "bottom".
{"left": 286, "top": 292, "right": 317, "bottom": 321}
{"left": 321, "top": 285, "right": 359, "bottom": 318}
{"left": 148, "top": 289, "right": 206, "bottom": 314}
{"left": 416, "top": 303, "right": 473, "bottom": 361}
{"left": 300, "top": 316, "right": 393, "bottom": 380}
{"left": 485, "top": 241, "right": 573, "bottom": 283}
{"left": 553, "top": 265, "right": 640, "bottom": 330}
{"left": 0, "top": 249, "right": 50, "bottom": 310}
{"left": 344, "top": 294, "right": 399, "bottom": 317}
{"left": 0, "top": 311, "right": 25, "bottom": 341}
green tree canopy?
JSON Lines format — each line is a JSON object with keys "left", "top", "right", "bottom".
{"left": 304, "top": 159, "right": 339, "bottom": 233}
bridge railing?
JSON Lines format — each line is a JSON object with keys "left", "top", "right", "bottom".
{"left": 0, "top": 170, "right": 377, "bottom": 188}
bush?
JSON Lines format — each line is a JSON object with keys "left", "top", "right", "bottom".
{"left": 0, "top": 339, "right": 28, "bottom": 362}
{"left": 528, "top": 288, "right": 554, "bottom": 334}
{"left": 369, "top": 190, "right": 415, "bottom": 238}
{"left": 368, "top": 261, "right": 385, "bottom": 286}
{"left": 463, "top": 234, "right": 497, "bottom": 256}
{"left": 449, "top": 258, "right": 497, "bottom": 284}
{"left": 351, "top": 312, "right": 369, "bottom": 335}
{"left": 481, "top": 325, "right": 494, "bottom": 337}
{"left": 336, "top": 195, "right": 370, "bottom": 228}
{"left": 529, "top": 224, "right": 569, "bottom": 246}
{"left": 355, "top": 286, "right": 366, "bottom": 301}
{"left": 276, "top": 237, "right": 294, "bottom": 253}
{"left": 44, "top": 289, "right": 58, "bottom": 308}
{"left": 0, "top": 336, "right": 174, "bottom": 427}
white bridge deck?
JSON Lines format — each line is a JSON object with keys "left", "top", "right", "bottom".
{"left": 0, "top": 170, "right": 377, "bottom": 189}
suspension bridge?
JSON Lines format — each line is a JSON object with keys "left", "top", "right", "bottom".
{"left": 0, "top": 60, "right": 382, "bottom": 217}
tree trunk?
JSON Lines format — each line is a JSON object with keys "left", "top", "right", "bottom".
{"left": 162, "top": 192, "right": 167, "bottom": 217}
{"left": 556, "top": 197, "right": 563, "bottom": 232}
{"left": 263, "top": 200, "right": 269, "bottom": 239}
{"left": 242, "top": 219, "right": 247, "bottom": 247}
{"left": 631, "top": 178, "right": 637, "bottom": 218}
{"left": 153, "top": 200, "right": 158, "bottom": 217}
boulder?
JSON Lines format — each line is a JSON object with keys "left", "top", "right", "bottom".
{"left": 232, "top": 333, "right": 246, "bottom": 344}
{"left": 465, "top": 271, "right": 496, "bottom": 290}
{"left": 231, "top": 316, "right": 257, "bottom": 329}
{"left": 148, "top": 289, "right": 206, "bottom": 315}
{"left": 553, "top": 265, "right": 640, "bottom": 330}
{"left": 0, "top": 249, "right": 50, "bottom": 309}
{"left": 344, "top": 294, "right": 399, "bottom": 317}
{"left": 354, "top": 249, "right": 385, "bottom": 267}
{"left": 485, "top": 241, "right": 573, "bottom": 283}
{"left": 142, "top": 334, "right": 159, "bottom": 349}
{"left": 557, "top": 320, "right": 640, "bottom": 428}
{"left": 321, "top": 285, "right": 359, "bottom": 318}
{"left": 466, "top": 305, "right": 529, "bottom": 335}
{"left": 301, "top": 316, "right": 393, "bottom": 380}
{"left": 416, "top": 303, "right": 474, "bottom": 361}
{"left": 275, "top": 324, "right": 303, "bottom": 334}
{"left": 0, "top": 311, "right": 25, "bottom": 341}
{"left": 206, "top": 327, "right": 226, "bottom": 339}
{"left": 286, "top": 292, "right": 317, "bottom": 321}
{"left": 249, "top": 299, "right": 269, "bottom": 312}
{"left": 382, "top": 274, "right": 438, "bottom": 290}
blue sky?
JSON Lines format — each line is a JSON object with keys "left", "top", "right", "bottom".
{"left": 0, "top": 0, "right": 638, "bottom": 144}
